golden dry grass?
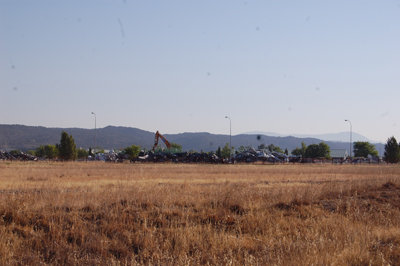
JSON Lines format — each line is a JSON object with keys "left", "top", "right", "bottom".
{"left": 0, "top": 161, "right": 400, "bottom": 265}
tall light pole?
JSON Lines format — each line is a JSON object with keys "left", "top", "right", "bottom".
{"left": 91, "top": 112, "right": 96, "bottom": 152}
{"left": 345, "top": 119, "right": 352, "bottom": 159}
{"left": 225, "top": 116, "right": 231, "bottom": 160}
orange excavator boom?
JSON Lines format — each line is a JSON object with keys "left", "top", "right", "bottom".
{"left": 153, "top": 131, "right": 171, "bottom": 151}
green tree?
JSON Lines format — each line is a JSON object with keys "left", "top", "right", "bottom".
{"left": 305, "top": 142, "right": 330, "bottom": 159}
{"left": 291, "top": 147, "right": 302, "bottom": 156}
{"left": 45, "top": 145, "right": 58, "bottom": 159}
{"left": 124, "top": 145, "right": 141, "bottom": 160}
{"left": 384, "top": 136, "right": 400, "bottom": 163}
{"left": 318, "top": 142, "right": 331, "bottom": 159}
{"left": 258, "top": 144, "right": 266, "bottom": 150}
{"left": 305, "top": 144, "right": 319, "bottom": 158}
{"left": 35, "top": 146, "right": 45, "bottom": 158}
{"left": 216, "top": 147, "right": 222, "bottom": 158}
{"left": 27, "top": 150, "right": 36, "bottom": 156}
{"left": 58, "top": 131, "right": 77, "bottom": 161}
{"left": 77, "top": 148, "right": 89, "bottom": 160}
{"left": 284, "top": 148, "right": 288, "bottom": 155}
{"left": 35, "top": 144, "right": 58, "bottom": 159}
{"left": 353, "top": 141, "right": 378, "bottom": 158}
{"left": 268, "top": 144, "right": 283, "bottom": 153}
{"left": 169, "top": 143, "right": 182, "bottom": 152}
{"left": 221, "top": 143, "right": 232, "bottom": 159}
{"left": 292, "top": 142, "right": 307, "bottom": 157}
{"left": 301, "top": 142, "right": 307, "bottom": 155}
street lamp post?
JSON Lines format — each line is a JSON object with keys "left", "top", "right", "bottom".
{"left": 345, "top": 119, "right": 352, "bottom": 159}
{"left": 91, "top": 112, "right": 97, "bottom": 152}
{"left": 225, "top": 116, "right": 231, "bottom": 160}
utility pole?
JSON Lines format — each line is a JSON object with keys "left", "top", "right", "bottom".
{"left": 91, "top": 112, "right": 97, "bottom": 152}
{"left": 225, "top": 116, "right": 232, "bottom": 161}
{"left": 345, "top": 119, "right": 352, "bottom": 159}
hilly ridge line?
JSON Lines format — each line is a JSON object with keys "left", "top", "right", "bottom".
{"left": 0, "top": 124, "right": 385, "bottom": 155}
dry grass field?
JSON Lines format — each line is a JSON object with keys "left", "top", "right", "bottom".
{"left": 0, "top": 162, "right": 400, "bottom": 265}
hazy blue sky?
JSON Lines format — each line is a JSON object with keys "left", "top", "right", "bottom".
{"left": 2, "top": 0, "right": 400, "bottom": 142}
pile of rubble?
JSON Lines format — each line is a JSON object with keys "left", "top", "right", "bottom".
{"left": 76, "top": 148, "right": 302, "bottom": 164}
{"left": 132, "top": 148, "right": 301, "bottom": 164}
{"left": 0, "top": 148, "right": 301, "bottom": 164}
{"left": 0, "top": 151, "right": 38, "bottom": 161}
{"left": 136, "top": 151, "right": 221, "bottom": 163}
{"left": 87, "top": 151, "right": 124, "bottom": 162}
{"left": 233, "top": 148, "right": 301, "bottom": 163}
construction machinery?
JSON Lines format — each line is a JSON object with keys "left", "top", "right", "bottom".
{"left": 152, "top": 131, "right": 171, "bottom": 151}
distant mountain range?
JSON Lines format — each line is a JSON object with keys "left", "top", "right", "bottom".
{"left": 244, "top": 131, "right": 378, "bottom": 143}
{"left": 0, "top": 124, "right": 385, "bottom": 156}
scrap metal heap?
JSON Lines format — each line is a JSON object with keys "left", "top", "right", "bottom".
{"left": 0, "top": 148, "right": 299, "bottom": 163}
{"left": 0, "top": 130, "right": 301, "bottom": 163}
{"left": 0, "top": 151, "right": 37, "bottom": 161}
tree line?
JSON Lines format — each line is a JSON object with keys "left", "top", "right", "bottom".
{"left": 30, "top": 132, "right": 400, "bottom": 164}
{"left": 290, "top": 141, "right": 379, "bottom": 159}
{"left": 290, "top": 137, "right": 400, "bottom": 163}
